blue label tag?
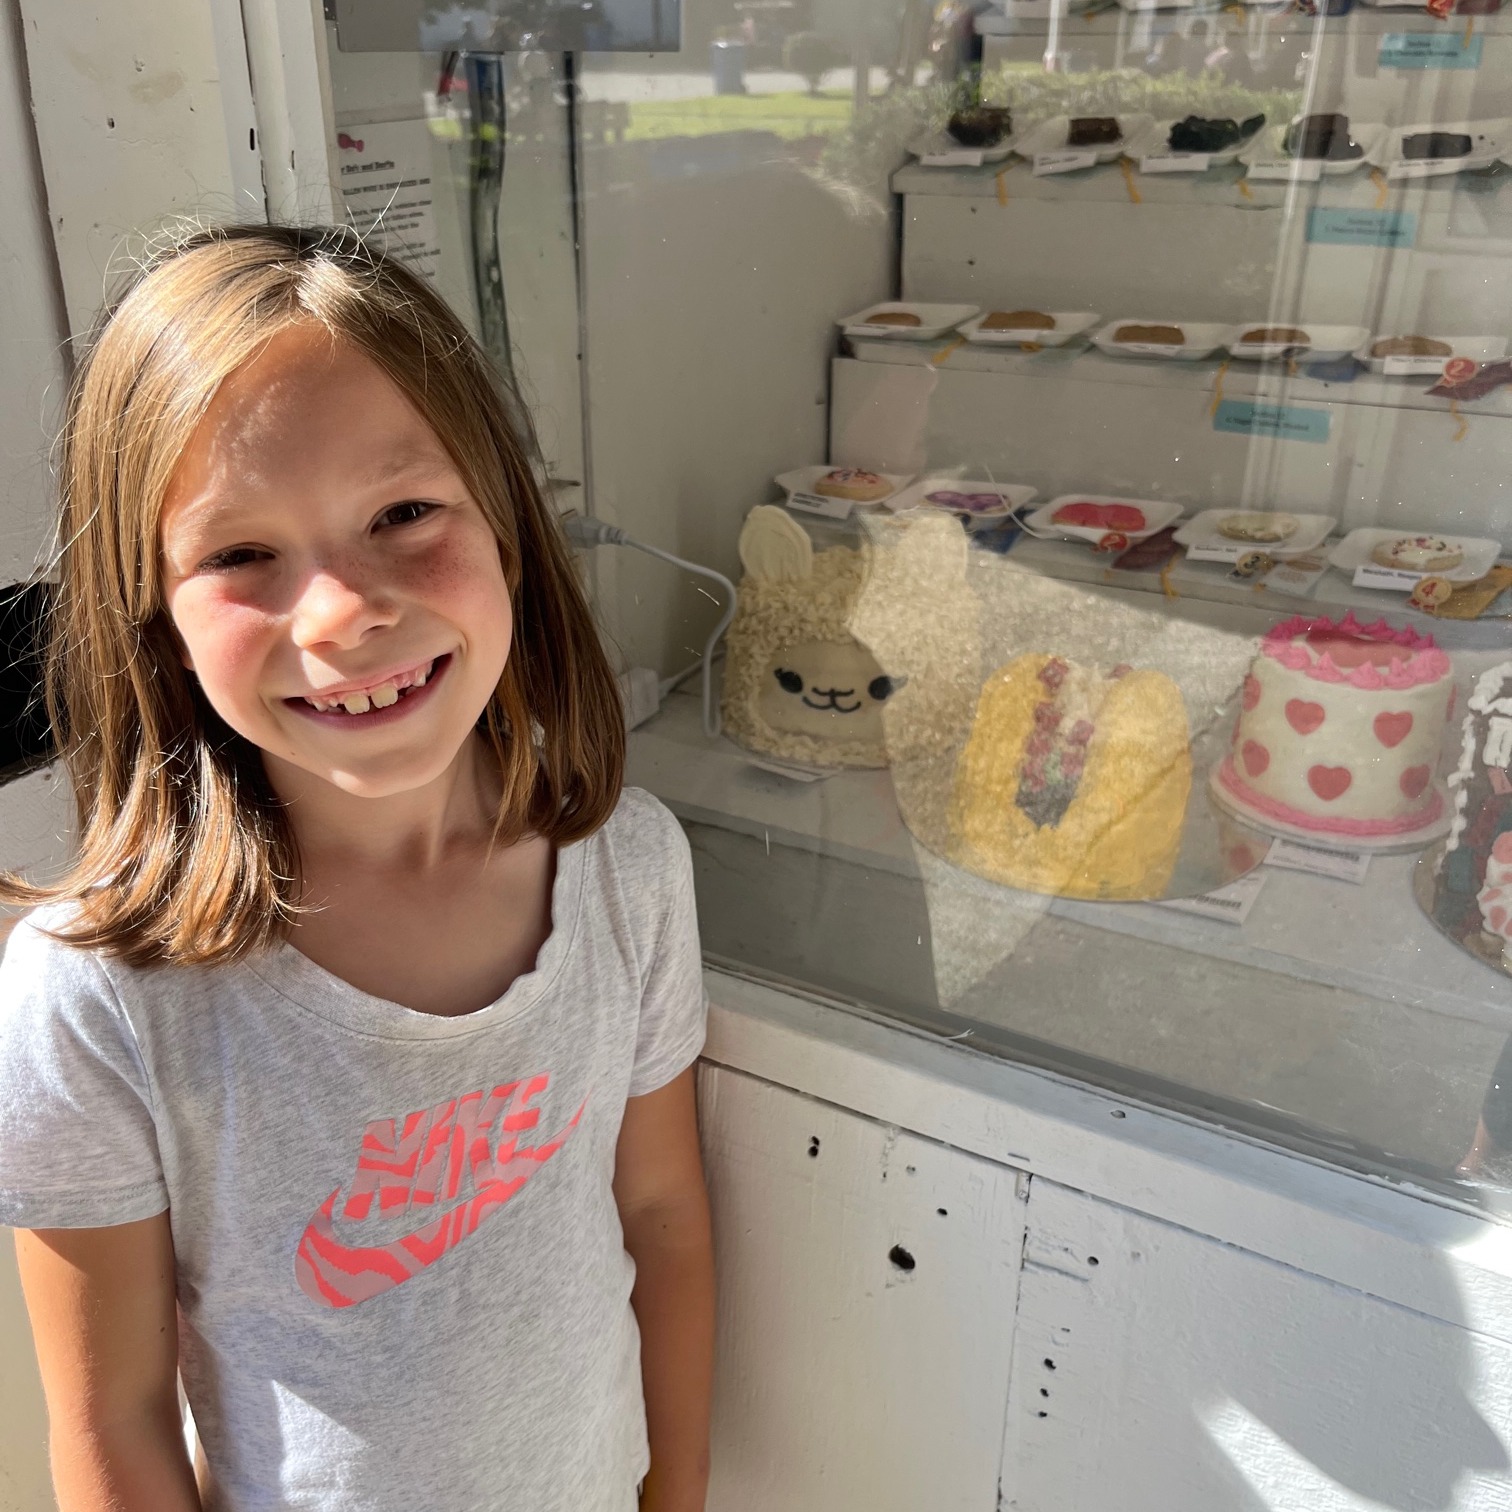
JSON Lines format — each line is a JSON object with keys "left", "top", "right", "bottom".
{"left": 1213, "top": 399, "right": 1331, "bottom": 444}
{"left": 1306, "top": 208, "right": 1417, "bottom": 247}
{"left": 1379, "top": 32, "right": 1483, "bottom": 68}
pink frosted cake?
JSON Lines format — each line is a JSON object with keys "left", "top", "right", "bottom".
{"left": 1213, "top": 612, "right": 1452, "bottom": 840}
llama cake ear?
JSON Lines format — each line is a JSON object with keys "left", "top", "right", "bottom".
{"left": 739, "top": 505, "right": 813, "bottom": 584}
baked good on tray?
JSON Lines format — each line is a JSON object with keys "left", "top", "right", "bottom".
{"left": 1428, "top": 663, "right": 1512, "bottom": 971}
{"left": 947, "top": 105, "right": 1012, "bottom": 148}
{"left": 1214, "top": 612, "right": 1451, "bottom": 840}
{"left": 862, "top": 310, "right": 922, "bottom": 328}
{"left": 1236, "top": 327, "right": 1310, "bottom": 347}
{"left": 1052, "top": 501, "right": 1147, "bottom": 533}
{"left": 1067, "top": 116, "right": 1121, "bottom": 147}
{"left": 950, "top": 653, "right": 1192, "bottom": 899}
{"left": 813, "top": 468, "right": 894, "bottom": 502}
{"left": 1218, "top": 512, "right": 1300, "bottom": 543}
{"left": 1113, "top": 323, "right": 1184, "bottom": 346}
{"left": 981, "top": 310, "right": 1055, "bottom": 332}
{"left": 1168, "top": 114, "right": 1265, "bottom": 153}
{"left": 924, "top": 490, "right": 1007, "bottom": 514}
{"left": 1370, "top": 535, "right": 1464, "bottom": 572}
{"left": 1282, "top": 113, "right": 1365, "bottom": 162}
{"left": 1370, "top": 335, "right": 1453, "bottom": 359}
{"left": 1402, "top": 132, "right": 1474, "bottom": 161}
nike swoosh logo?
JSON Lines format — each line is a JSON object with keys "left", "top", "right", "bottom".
{"left": 296, "top": 1098, "right": 585, "bottom": 1308}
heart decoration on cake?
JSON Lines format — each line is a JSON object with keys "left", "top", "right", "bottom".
{"left": 1242, "top": 740, "right": 1270, "bottom": 778}
{"left": 1242, "top": 675, "right": 1261, "bottom": 711}
{"left": 1286, "top": 699, "right": 1325, "bottom": 735}
{"left": 1308, "top": 765, "right": 1352, "bottom": 801}
{"left": 1373, "top": 711, "right": 1413, "bottom": 749}
{"left": 1400, "top": 765, "right": 1431, "bottom": 800}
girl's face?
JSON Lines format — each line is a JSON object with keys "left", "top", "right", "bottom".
{"left": 159, "top": 327, "right": 514, "bottom": 803}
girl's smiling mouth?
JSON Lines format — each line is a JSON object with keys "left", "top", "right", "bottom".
{"left": 287, "top": 653, "right": 451, "bottom": 724}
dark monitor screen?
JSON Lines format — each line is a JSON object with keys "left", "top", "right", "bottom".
{"left": 331, "top": 0, "right": 681, "bottom": 52}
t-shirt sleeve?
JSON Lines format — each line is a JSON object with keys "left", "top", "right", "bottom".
{"left": 627, "top": 815, "right": 708, "bottom": 1098}
{"left": 0, "top": 918, "right": 168, "bottom": 1228}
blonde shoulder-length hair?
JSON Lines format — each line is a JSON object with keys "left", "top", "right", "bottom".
{"left": 3, "top": 222, "right": 625, "bottom": 967}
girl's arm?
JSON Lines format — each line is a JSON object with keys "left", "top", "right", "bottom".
{"left": 14, "top": 1214, "right": 202, "bottom": 1511}
{"left": 614, "top": 1066, "right": 715, "bottom": 1512}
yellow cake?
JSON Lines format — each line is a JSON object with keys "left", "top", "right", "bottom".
{"left": 950, "top": 653, "right": 1192, "bottom": 900}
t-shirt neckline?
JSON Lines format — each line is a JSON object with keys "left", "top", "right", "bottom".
{"left": 243, "top": 835, "right": 588, "bottom": 1041}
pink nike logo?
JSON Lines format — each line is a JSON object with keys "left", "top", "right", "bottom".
{"left": 296, "top": 1074, "right": 586, "bottom": 1308}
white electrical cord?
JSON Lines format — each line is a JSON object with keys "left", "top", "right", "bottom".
{"left": 561, "top": 515, "right": 737, "bottom": 738}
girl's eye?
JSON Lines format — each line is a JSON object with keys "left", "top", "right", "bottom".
{"left": 378, "top": 500, "right": 435, "bottom": 528}
{"left": 199, "top": 546, "right": 269, "bottom": 572}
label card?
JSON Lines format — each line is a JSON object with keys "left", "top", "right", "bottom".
{"left": 1140, "top": 153, "right": 1210, "bottom": 173}
{"left": 1353, "top": 563, "right": 1423, "bottom": 590}
{"left": 786, "top": 491, "right": 854, "bottom": 520}
{"left": 1382, "top": 354, "right": 1444, "bottom": 376}
{"left": 1186, "top": 542, "right": 1248, "bottom": 564}
{"left": 921, "top": 148, "right": 986, "bottom": 168}
{"left": 1306, "top": 208, "right": 1418, "bottom": 248}
{"left": 1034, "top": 150, "right": 1098, "bottom": 176}
{"left": 1379, "top": 32, "right": 1484, "bottom": 68}
{"left": 1213, "top": 399, "right": 1332, "bottom": 444}
{"left": 1246, "top": 158, "right": 1323, "bottom": 182}
{"left": 1158, "top": 870, "right": 1267, "bottom": 925}
{"left": 1265, "top": 837, "right": 1371, "bottom": 883}
{"left": 1388, "top": 158, "right": 1467, "bottom": 180}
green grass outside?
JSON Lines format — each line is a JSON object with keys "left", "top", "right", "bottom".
{"left": 623, "top": 89, "right": 855, "bottom": 143}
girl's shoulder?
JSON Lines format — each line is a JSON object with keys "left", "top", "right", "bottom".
{"left": 590, "top": 786, "right": 693, "bottom": 876}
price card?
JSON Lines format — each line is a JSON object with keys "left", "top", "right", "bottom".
{"left": 1140, "top": 153, "right": 1210, "bottom": 173}
{"left": 1353, "top": 563, "right": 1423, "bottom": 590}
{"left": 1246, "top": 158, "right": 1323, "bottom": 183}
{"left": 1388, "top": 158, "right": 1460, "bottom": 181}
{"left": 1382, "top": 354, "right": 1440, "bottom": 376}
{"left": 1265, "top": 837, "right": 1371, "bottom": 883}
{"left": 1186, "top": 542, "right": 1247, "bottom": 564}
{"left": 1306, "top": 209, "right": 1417, "bottom": 248}
{"left": 1033, "top": 150, "right": 1098, "bottom": 176}
{"left": 1379, "top": 32, "right": 1484, "bottom": 68}
{"left": 786, "top": 491, "right": 854, "bottom": 520}
{"left": 920, "top": 148, "right": 986, "bottom": 168}
{"left": 1158, "top": 870, "right": 1267, "bottom": 925}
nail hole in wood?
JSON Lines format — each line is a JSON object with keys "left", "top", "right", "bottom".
{"left": 1111, "top": 1109, "right": 1126, "bottom": 1119}
{"left": 936, "top": 1207, "right": 948, "bottom": 1217}
{"left": 1043, "top": 1358, "right": 1056, "bottom": 1370}
{"left": 808, "top": 1136, "right": 820, "bottom": 1158}
{"left": 1087, "top": 1256, "right": 1100, "bottom": 1267}
{"left": 888, "top": 1244, "right": 916, "bottom": 1273}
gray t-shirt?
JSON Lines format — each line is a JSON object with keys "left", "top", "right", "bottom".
{"left": 0, "top": 787, "right": 706, "bottom": 1512}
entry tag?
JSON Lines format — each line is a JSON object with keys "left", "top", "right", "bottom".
{"left": 1353, "top": 563, "right": 1423, "bottom": 590}
{"left": 1186, "top": 542, "right": 1247, "bottom": 564}
{"left": 786, "top": 491, "right": 853, "bottom": 520}
{"left": 1379, "top": 32, "right": 1484, "bottom": 68}
{"left": 1034, "top": 150, "right": 1098, "bottom": 175}
{"left": 1140, "top": 153, "right": 1210, "bottom": 173}
{"left": 921, "top": 147, "right": 986, "bottom": 167}
{"left": 1266, "top": 837, "right": 1371, "bottom": 883}
{"left": 1158, "top": 870, "right": 1267, "bottom": 925}
{"left": 1246, "top": 158, "right": 1323, "bottom": 183}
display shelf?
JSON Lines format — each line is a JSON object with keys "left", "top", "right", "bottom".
{"left": 630, "top": 687, "right": 1510, "bottom": 1033}
{"left": 845, "top": 334, "right": 1512, "bottom": 422}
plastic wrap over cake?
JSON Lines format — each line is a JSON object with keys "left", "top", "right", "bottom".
{"left": 847, "top": 512, "right": 1265, "bottom": 902}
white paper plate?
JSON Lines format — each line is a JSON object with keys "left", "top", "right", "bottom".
{"left": 1241, "top": 121, "right": 1387, "bottom": 179}
{"left": 1092, "top": 319, "right": 1230, "bottom": 361}
{"left": 908, "top": 130, "right": 1017, "bottom": 168}
{"left": 840, "top": 302, "right": 980, "bottom": 341}
{"left": 1027, "top": 494, "right": 1184, "bottom": 544}
{"left": 1020, "top": 114, "right": 1154, "bottom": 166}
{"left": 959, "top": 309, "right": 1100, "bottom": 347}
{"left": 1225, "top": 324, "right": 1370, "bottom": 362}
{"left": 1327, "top": 526, "right": 1501, "bottom": 584}
{"left": 888, "top": 477, "right": 1038, "bottom": 523}
{"left": 1173, "top": 509, "right": 1337, "bottom": 558}
{"left": 775, "top": 466, "right": 913, "bottom": 508}
{"left": 1353, "top": 334, "right": 1509, "bottom": 377}
{"left": 1130, "top": 115, "right": 1267, "bottom": 170}
{"left": 1372, "top": 120, "right": 1509, "bottom": 179}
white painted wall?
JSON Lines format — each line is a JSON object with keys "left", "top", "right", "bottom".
{"left": 0, "top": 0, "right": 66, "bottom": 582}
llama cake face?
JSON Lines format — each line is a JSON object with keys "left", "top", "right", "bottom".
{"left": 757, "top": 639, "right": 896, "bottom": 742}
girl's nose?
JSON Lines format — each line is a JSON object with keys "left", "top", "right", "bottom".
{"left": 290, "top": 566, "right": 398, "bottom": 650}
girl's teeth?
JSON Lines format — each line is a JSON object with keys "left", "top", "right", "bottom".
{"left": 370, "top": 685, "right": 400, "bottom": 709}
{"left": 341, "top": 692, "right": 372, "bottom": 715}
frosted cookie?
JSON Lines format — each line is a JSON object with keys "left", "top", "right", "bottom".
{"left": 861, "top": 311, "right": 922, "bottom": 329}
{"left": 1370, "top": 535, "right": 1463, "bottom": 573}
{"left": 1218, "top": 512, "right": 1300, "bottom": 543}
{"left": 1236, "top": 327, "right": 1309, "bottom": 347}
{"left": 1370, "top": 335, "right": 1453, "bottom": 359}
{"left": 981, "top": 310, "right": 1055, "bottom": 332}
{"left": 814, "top": 468, "right": 894, "bottom": 502}
{"left": 1114, "top": 323, "right": 1184, "bottom": 346}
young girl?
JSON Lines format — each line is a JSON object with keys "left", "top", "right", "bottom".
{"left": 0, "top": 224, "right": 713, "bottom": 1512}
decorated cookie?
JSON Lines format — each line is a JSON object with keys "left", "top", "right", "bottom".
{"left": 1218, "top": 512, "right": 1300, "bottom": 544}
{"left": 1371, "top": 536, "right": 1463, "bottom": 573}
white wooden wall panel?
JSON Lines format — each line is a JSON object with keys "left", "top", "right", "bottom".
{"left": 1002, "top": 1177, "right": 1512, "bottom": 1512}
{"left": 698, "top": 1063, "right": 1027, "bottom": 1512}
